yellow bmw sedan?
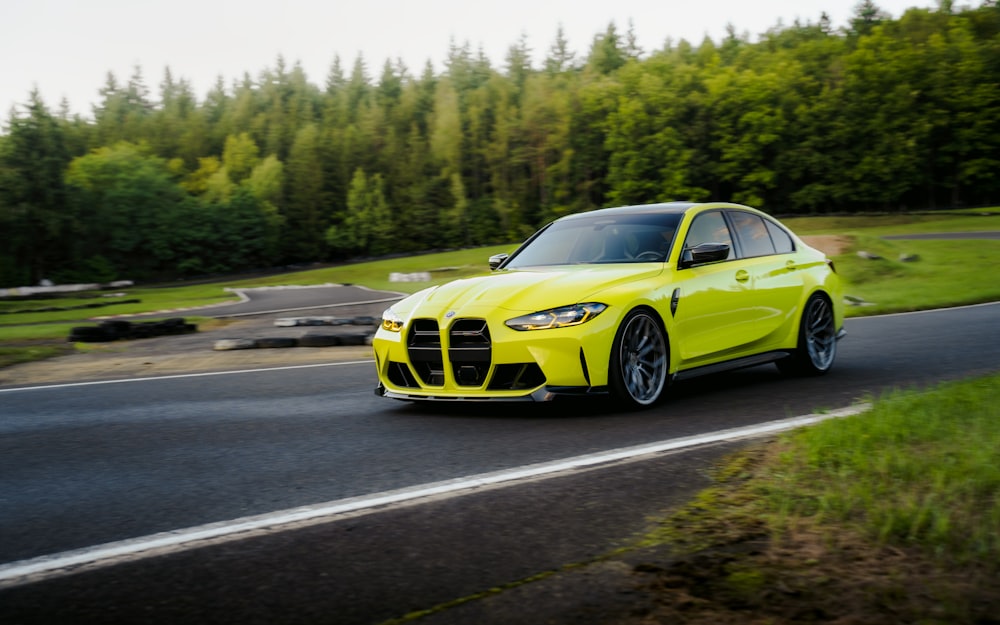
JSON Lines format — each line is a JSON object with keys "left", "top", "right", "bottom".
{"left": 373, "top": 202, "right": 845, "bottom": 409}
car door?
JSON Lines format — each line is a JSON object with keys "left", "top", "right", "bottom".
{"left": 672, "top": 210, "right": 760, "bottom": 366}
{"left": 725, "top": 210, "right": 804, "bottom": 349}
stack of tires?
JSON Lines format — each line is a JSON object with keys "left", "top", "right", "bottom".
{"left": 68, "top": 318, "right": 197, "bottom": 343}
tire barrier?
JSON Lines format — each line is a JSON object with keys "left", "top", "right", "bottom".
{"left": 207, "top": 315, "right": 379, "bottom": 351}
{"left": 274, "top": 316, "right": 371, "bottom": 327}
{"left": 253, "top": 337, "right": 300, "bottom": 349}
{"left": 212, "top": 333, "right": 374, "bottom": 351}
{"left": 68, "top": 318, "right": 198, "bottom": 343}
{"left": 297, "top": 333, "right": 342, "bottom": 347}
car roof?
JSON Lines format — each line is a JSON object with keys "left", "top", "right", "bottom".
{"left": 556, "top": 201, "right": 749, "bottom": 222}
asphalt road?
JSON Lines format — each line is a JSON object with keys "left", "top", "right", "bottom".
{"left": 1, "top": 302, "right": 999, "bottom": 623}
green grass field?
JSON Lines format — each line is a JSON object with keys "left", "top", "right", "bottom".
{"left": 629, "top": 372, "right": 1000, "bottom": 621}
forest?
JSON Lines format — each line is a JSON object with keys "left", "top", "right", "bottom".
{"left": 1, "top": 1, "right": 998, "bottom": 287}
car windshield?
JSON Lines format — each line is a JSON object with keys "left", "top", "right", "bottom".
{"left": 504, "top": 212, "right": 682, "bottom": 268}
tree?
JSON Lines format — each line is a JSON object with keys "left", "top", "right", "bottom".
{"left": 221, "top": 132, "right": 260, "bottom": 183}
{"left": 0, "top": 90, "right": 71, "bottom": 286}
{"left": 283, "top": 123, "right": 326, "bottom": 261}
{"left": 850, "top": 0, "right": 889, "bottom": 37}
{"left": 545, "top": 25, "right": 576, "bottom": 75}
{"left": 429, "top": 77, "right": 462, "bottom": 178}
{"left": 587, "top": 22, "right": 628, "bottom": 74}
{"left": 64, "top": 142, "right": 188, "bottom": 279}
{"left": 325, "top": 168, "right": 393, "bottom": 256}
{"left": 243, "top": 154, "right": 286, "bottom": 260}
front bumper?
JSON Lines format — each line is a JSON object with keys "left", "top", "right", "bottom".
{"left": 374, "top": 382, "right": 608, "bottom": 402}
{"left": 371, "top": 312, "right": 618, "bottom": 401}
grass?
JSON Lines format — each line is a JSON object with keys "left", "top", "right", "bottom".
{"left": 835, "top": 236, "right": 1000, "bottom": 314}
{"left": 768, "top": 374, "right": 1000, "bottom": 563}
{"left": 626, "top": 373, "right": 1000, "bottom": 622}
{"left": 0, "top": 344, "right": 75, "bottom": 368}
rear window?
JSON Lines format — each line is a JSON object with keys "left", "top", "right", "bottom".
{"left": 729, "top": 211, "right": 776, "bottom": 258}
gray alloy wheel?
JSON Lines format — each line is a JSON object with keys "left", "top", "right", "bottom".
{"left": 778, "top": 293, "right": 837, "bottom": 376}
{"left": 609, "top": 309, "right": 669, "bottom": 408}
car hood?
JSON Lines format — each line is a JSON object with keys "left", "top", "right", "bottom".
{"left": 396, "top": 265, "right": 663, "bottom": 317}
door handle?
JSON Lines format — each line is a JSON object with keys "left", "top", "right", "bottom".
{"left": 785, "top": 260, "right": 798, "bottom": 271}
{"left": 735, "top": 269, "right": 750, "bottom": 283}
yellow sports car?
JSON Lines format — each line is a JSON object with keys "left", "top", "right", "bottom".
{"left": 373, "top": 202, "right": 845, "bottom": 409}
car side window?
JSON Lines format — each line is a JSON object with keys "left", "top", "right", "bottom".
{"left": 765, "top": 220, "right": 795, "bottom": 254}
{"left": 683, "top": 211, "right": 734, "bottom": 260}
{"left": 729, "top": 211, "right": 776, "bottom": 258}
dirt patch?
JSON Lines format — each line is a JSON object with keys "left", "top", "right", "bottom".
{"left": 621, "top": 525, "right": 999, "bottom": 624}
{"left": 592, "top": 443, "right": 1000, "bottom": 625}
{"left": 801, "top": 234, "right": 852, "bottom": 257}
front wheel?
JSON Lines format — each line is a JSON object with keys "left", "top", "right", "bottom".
{"left": 608, "top": 309, "right": 669, "bottom": 409}
{"left": 777, "top": 293, "right": 837, "bottom": 376}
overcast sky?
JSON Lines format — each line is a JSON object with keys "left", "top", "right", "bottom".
{"left": 3, "top": 0, "right": 935, "bottom": 118}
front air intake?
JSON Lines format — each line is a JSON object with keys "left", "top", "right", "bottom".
{"left": 449, "top": 319, "right": 492, "bottom": 387}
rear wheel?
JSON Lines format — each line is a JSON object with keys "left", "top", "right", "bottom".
{"left": 777, "top": 293, "right": 837, "bottom": 376}
{"left": 609, "top": 309, "right": 669, "bottom": 409}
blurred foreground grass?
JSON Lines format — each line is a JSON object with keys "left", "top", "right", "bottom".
{"left": 633, "top": 372, "right": 1000, "bottom": 622}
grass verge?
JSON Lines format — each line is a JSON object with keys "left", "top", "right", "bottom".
{"left": 835, "top": 236, "right": 1000, "bottom": 315}
{"left": 631, "top": 373, "right": 1000, "bottom": 623}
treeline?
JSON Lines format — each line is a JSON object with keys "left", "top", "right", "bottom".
{"left": 1, "top": 1, "right": 998, "bottom": 287}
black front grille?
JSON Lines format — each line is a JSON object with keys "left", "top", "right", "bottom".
{"left": 449, "top": 319, "right": 491, "bottom": 387}
{"left": 401, "top": 317, "right": 543, "bottom": 391}
{"left": 407, "top": 319, "right": 444, "bottom": 385}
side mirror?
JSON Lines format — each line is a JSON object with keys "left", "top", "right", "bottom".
{"left": 489, "top": 253, "right": 509, "bottom": 271}
{"left": 680, "top": 242, "right": 730, "bottom": 268}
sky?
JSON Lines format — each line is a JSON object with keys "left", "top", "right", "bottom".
{"left": 2, "top": 0, "right": 936, "bottom": 118}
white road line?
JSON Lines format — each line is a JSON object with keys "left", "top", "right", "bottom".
{"left": 0, "top": 361, "right": 374, "bottom": 393}
{"left": 0, "top": 403, "right": 869, "bottom": 589}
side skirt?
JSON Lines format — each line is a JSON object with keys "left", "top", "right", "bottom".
{"left": 672, "top": 350, "right": 790, "bottom": 382}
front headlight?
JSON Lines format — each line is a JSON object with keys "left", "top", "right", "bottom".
{"left": 505, "top": 303, "right": 608, "bottom": 331}
{"left": 381, "top": 308, "right": 405, "bottom": 332}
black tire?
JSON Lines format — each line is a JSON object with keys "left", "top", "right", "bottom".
{"left": 608, "top": 309, "right": 670, "bottom": 409}
{"left": 298, "top": 333, "right": 342, "bottom": 347}
{"left": 254, "top": 337, "right": 299, "bottom": 348}
{"left": 777, "top": 293, "right": 837, "bottom": 376}
{"left": 130, "top": 323, "right": 156, "bottom": 339}
{"left": 99, "top": 320, "right": 132, "bottom": 339}
{"left": 69, "top": 326, "right": 115, "bottom": 342}
{"left": 339, "top": 334, "right": 367, "bottom": 346}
